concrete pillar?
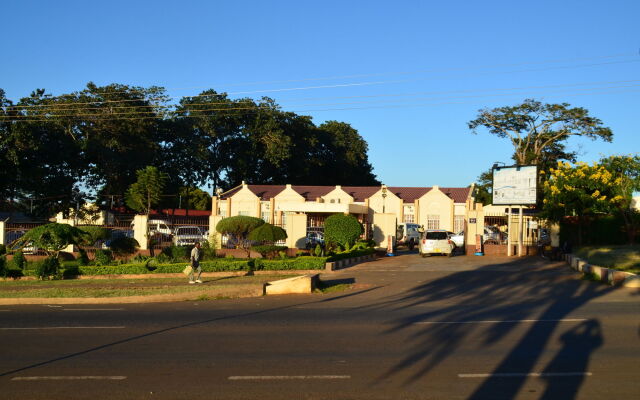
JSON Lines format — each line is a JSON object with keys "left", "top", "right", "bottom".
{"left": 399, "top": 201, "right": 404, "bottom": 223}
{"left": 212, "top": 196, "right": 219, "bottom": 216}
{"left": 518, "top": 206, "right": 524, "bottom": 257}
{"left": 256, "top": 199, "right": 261, "bottom": 218}
{"left": 0, "top": 221, "right": 5, "bottom": 246}
{"left": 414, "top": 199, "right": 420, "bottom": 226}
{"left": 208, "top": 215, "right": 225, "bottom": 249}
{"left": 133, "top": 214, "right": 149, "bottom": 250}
{"left": 270, "top": 198, "right": 276, "bottom": 224}
{"left": 277, "top": 211, "right": 283, "bottom": 226}
{"left": 286, "top": 213, "right": 307, "bottom": 249}
{"left": 372, "top": 213, "right": 397, "bottom": 249}
{"left": 226, "top": 198, "right": 232, "bottom": 217}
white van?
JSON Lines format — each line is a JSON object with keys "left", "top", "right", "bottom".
{"left": 131, "top": 219, "right": 173, "bottom": 236}
{"left": 396, "top": 223, "right": 422, "bottom": 250}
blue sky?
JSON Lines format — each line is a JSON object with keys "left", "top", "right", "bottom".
{"left": 2, "top": 0, "right": 638, "bottom": 189}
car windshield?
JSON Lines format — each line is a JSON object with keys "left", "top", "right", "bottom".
{"left": 425, "top": 231, "right": 448, "bottom": 240}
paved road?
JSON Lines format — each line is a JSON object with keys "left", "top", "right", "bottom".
{"left": 1, "top": 254, "right": 638, "bottom": 399}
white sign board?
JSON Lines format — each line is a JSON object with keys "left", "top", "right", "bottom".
{"left": 492, "top": 165, "right": 537, "bottom": 205}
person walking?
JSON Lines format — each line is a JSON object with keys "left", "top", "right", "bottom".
{"left": 188, "top": 242, "right": 202, "bottom": 284}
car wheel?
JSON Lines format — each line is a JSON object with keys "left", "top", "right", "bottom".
{"left": 447, "top": 251, "right": 453, "bottom": 258}
{"left": 408, "top": 241, "right": 415, "bottom": 251}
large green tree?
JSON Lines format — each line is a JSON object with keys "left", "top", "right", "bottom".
{"left": 469, "top": 99, "right": 612, "bottom": 165}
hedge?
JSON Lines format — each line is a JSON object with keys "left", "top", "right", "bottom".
{"left": 327, "top": 248, "right": 375, "bottom": 262}
{"left": 153, "top": 260, "right": 251, "bottom": 273}
{"left": 254, "top": 256, "right": 328, "bottom": 270}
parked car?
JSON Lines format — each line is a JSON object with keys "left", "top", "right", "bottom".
{"left": 173, "top": 226, "right": 206, "bottom": 246}
{"left": 419, "top": 230, "right": 455, "bottom": 257}
{"left": 483, "top": 226, "right": 507, "bottom": 244}
{"left": 305, "top": 231, "right": 325, "bottom": 249}
{"left": 449, "top": 230, "right": 465, "bottom": 248}
{"left": 396, "top": 223, "right": 421, "bottom": 250}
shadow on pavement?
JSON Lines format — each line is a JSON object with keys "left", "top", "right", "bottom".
{"left": 359, "top": 257, "right": 613, "bottom": 399}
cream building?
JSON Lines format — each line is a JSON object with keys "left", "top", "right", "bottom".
{"left": 210, "top": 182, "right": 474, "bottom": 249}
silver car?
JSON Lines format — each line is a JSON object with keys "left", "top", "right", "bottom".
{"left": 419, "top": 230, "right": 455, "bottom": 257}
{"left": 173, "top": 226, "right": 206, "bottom": 246}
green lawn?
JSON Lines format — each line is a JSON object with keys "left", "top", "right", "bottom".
{"left": 574, "top": 245, "right": 640, "bottom": 274}
{"left": 0, "top": 275, "right": 296, "bottom": 298}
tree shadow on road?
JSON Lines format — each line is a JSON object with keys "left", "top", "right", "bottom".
{"left": 357, "top": 257, "right": 621, "bottom": 399}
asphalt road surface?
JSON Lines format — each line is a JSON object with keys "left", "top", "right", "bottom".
{"left": 1, "top": 254, "right": 638, "bottom": 399}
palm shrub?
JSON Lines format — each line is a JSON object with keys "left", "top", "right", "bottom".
{"left": 324, "top": 214, "right": 363, "bottom": 251}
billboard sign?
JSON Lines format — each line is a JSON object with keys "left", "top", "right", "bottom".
{"left": 492, "top": 165, "right": 537, "bottom": 205}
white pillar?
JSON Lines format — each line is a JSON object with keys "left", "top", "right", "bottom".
{"left": 507, "top": 207, "right": 512, "bottom": 256}
{"left": 0, "top": 221, "right": 5, "bottom": 246}
{"left": 133, "top": 215, "right": 149, "bottom": 250}
{"left": 518, "top": 206, "right": 524, "bottom": 257}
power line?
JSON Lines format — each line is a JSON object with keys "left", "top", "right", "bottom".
{"left": 6, "top": 57, "right": 639, "bottom": 110}
{"left": 15, "top": 52, "right": 636, "bottom": 98}
{"left": 3, "top": 86, "right": 639, "bottom": 122}
{"left": 3, "top": 79, "right": 640, "bottom": 117}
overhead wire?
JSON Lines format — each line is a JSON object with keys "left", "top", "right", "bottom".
{"left": 16, "top": 52, "right": 634, "bottom": 98}
{"left": 3, "top": 78, "right": 640, "bottom": 117}
{"left": 6, "top": 57, "right": 639, "bottom": 110}
{"left": 3, "top": 86, "right": 639, "bottom": 122}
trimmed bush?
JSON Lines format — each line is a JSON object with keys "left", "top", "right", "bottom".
{"left": 248, "top": 223, "right": 287, "bottom": 243}
{"left": 78, "top": 249, "right": 90, "bottom": 265}
{"left": 78, "top": 226, "right": 110, "bottom": 246}
{"left": 161, "top": 245, "right": 191, "bottom": 262}
{"left": 109, "top": 237, "right": 140, "bottom": 257}
{"left": 154, "top": 259, "right": 251, "bottom": 273}
{"left": 0, "top": 244, "right": 6, "bottom": 255}
{"left": 94, "top": 249, "right": 113, "bottom": 265}
{"left": 251, "top": 245, "right": 288, "bottom": 259}
{"left": 35, "top": 256, "right": 61, "bottom": 280}
{"left": 324, "top": 214, "right": 363, "bottom": 250}
{"left": 11, "top": 250, "right": 26, "bottom": 270}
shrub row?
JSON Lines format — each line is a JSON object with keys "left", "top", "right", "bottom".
{"left": 6, "top": 250, "right": 374, "bottom": 278}
{"left": 327, "top": 248, "right": 375, "bottom": 262}
{"left": 254, "top": 256, "right": 328, "bottom": 270}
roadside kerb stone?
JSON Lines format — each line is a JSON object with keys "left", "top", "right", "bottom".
{"left": 565, "top": 254, "right": 638, "bottom": 287}
{"left": 325, "top": 254, "right": 376, "bottom": 272}
{"left": 263, "top": 273, "right": 320, "bottom": 295}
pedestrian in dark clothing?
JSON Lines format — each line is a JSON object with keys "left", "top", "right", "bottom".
{"left": 188, "top": 242, "right": 202, "bottom": 284}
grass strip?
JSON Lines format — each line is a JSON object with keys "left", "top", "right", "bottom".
{"left": 574, "top": 245, "right": 640, "bottom": 274}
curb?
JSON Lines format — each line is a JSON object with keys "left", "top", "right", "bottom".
{"left": 325, "top": 254, "right": 377, "bottom": 272}
{"left": 564, "top": 253, "right": 639, "bottom": 288}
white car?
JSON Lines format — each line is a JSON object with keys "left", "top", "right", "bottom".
{"left": 449, "top": 231, "right": 464, "bottom": 248}
{"left": 396, "top": 223, "right": 421, "bottom": 250}
{"left": 419, "top": 230, "right": 455, "bottom": 257}
{"left": 173, "top": 226, "right": 206, "bottom": 246}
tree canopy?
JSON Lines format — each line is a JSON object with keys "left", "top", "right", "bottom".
{"left": 469, "top": 99, "right": 612, "bottom": 166}
{"left": 0, "top": 83, "right": 378, "bottom": 218}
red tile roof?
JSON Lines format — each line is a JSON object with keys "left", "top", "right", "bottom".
{"left": 221, "top": 184, "right": 471, "bottom": 203}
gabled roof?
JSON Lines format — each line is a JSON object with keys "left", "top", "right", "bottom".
{"left": 221, "top": 184, "right": 472, "bottom": 203}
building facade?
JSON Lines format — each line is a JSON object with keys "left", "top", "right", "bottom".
{"left": 210, "top": 182, "right": 474, "bottom": 249}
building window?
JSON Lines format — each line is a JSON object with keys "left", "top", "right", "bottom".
{"left": 454, "top": 215, "right": 465, "bottom": 233}
{"left": 427, "top": 214, "right": 440, "bottom": 230}
{"left": 261, "top": 201, "right": 271, "bottom": 223}
{"left": 238, "top": 211, "right": 250, "bottom": 216}
{"left": 403, "top": 205, "right": 415, "bottom": 223}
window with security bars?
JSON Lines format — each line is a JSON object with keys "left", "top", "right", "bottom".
{"left": 403, "top": 205, "right": 415, "bottom": 223}
{"left": 261, "top": 211, "right": 270, "bottom": 223}
{"left": 427, "top": 215, "right": 440, "bottom": 230}
{"left": 454, "top": 215, "right": 465, "bottom": 233}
